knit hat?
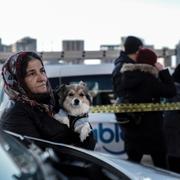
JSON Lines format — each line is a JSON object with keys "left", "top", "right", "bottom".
{"left": 124, "top": 36, "right": 143, "bottom": 54}
{"left": 136, "top": 48, "right": 157, "bottom": 66}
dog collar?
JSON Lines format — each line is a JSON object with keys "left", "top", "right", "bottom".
{"left": 68, "top": 113, "right": 88, "bottom": 130}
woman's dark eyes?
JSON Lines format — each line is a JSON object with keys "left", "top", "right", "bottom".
{"left": 26, "top": 69, "right": 46, "bottom": 77}
{"left": 26, "top": 71, "right": 35, "bottom": 77}
{"left": 41, "top": 68, "right": 46, "bottom": 73}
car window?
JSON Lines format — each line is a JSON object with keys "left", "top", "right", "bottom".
{"left": 0, "top": 132, "right": 45, "bottom": 180}
{"left": 0, "top": 146, "right": 20, "bottom": 180}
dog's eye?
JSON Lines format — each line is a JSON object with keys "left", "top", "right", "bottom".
{"left": 79, "top": 93, "right": 84, "bottom": 97}
{"left": 68, "top": 93, "right": 74, "bottom": 96}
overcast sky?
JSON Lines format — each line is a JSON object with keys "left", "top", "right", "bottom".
{"left": 0, "top": 0, "right": 180, "bottom": 51}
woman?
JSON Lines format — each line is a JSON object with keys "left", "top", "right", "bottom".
{"left": 117, "top": 48, "right": 176, "bottom": 169}
{"left": 0, "top": 51, "right": 96, "bottom": 150}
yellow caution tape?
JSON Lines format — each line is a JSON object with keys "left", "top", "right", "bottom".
{"left": 90, "top": 102, "right": 180, "bottom": 113}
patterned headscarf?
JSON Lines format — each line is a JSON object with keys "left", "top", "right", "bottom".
{"left": 2, "top": 51, "right": 55, "bottom": 116}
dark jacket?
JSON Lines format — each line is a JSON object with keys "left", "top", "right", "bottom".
{"left": 112, "top": 51, "right": 135, "bottom": 98}
{"left": 0, "top": 101, "right": 96, "bottom": 150}
{"left": 164, "top": 82, "right": 180, "bottom": 157}
{"left": 117, "top": 63, "right": 176, "bottom": 153}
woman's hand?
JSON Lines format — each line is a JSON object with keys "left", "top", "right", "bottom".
{"left": 154, "top": 62, "right": 164, "bottom": 71}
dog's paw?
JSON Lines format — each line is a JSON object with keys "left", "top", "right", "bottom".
{"left": 75, "top": 123, "right": 91, "bottom": 142}
{"left": 54, "top": 113, "right": 70, "bottom": 127}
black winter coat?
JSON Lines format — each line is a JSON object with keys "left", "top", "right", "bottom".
{"left": 0, "top": 101, "right": 96, "bottom": 150}
{"left": 164, "top": 82, "right": 180, "bottom": 157}
{"left": 112, "top": 51, "right": 135, "bottom": 98}
{"left": 116, "top": 63, "right": 176, "bottom": 153}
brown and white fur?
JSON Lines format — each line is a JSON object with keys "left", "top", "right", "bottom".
{"left": 54, "top": 81, "right": 92, "bottom": 142}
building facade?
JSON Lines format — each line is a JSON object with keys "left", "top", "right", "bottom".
{"left": 0, "top": 37, "right": 37, "bottom": 52}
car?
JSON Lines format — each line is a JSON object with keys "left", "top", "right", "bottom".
{"left": 0, "top": 63, "right": 126, "bottom": 157}
{"left": 1, "top": 129, "right": 180, "bottom": 180}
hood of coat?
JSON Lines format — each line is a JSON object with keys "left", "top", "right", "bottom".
{"left": 120, "top": 63, "right": 159, "bottom": 89}
{"left": 121, "top": 63, "right": 158, "bottom": 77}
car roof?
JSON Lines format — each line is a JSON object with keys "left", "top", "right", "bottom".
{"left": 44, "top": 63, "right": 114, "bottom": 78}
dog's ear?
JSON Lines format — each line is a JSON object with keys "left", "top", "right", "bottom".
{"left": 80, "top": 82, "right": 93, "bottom": 105}
{"left": 79, "top": 81, "right": 87, "bottom": 87}
{"left": 78, "top": 81, "right": 92, "bottom": 104}
{"left": 55, "top": 84, "right": 65, "bottom": 95}
{"left": 55, "top": 84, "right": 67, "bottom": 106}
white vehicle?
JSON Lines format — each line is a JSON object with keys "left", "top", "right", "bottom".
{"left": 0, "top": 63, "right": 126, "bottom": 158}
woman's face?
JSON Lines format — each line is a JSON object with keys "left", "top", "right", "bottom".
{"left": 24, "top": 59, "right": 48, "bottom": 94}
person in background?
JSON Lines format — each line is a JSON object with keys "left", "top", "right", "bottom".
{"left": 0, "top": 51, "right": 96, "bottom": 150}
{"left": 112, "top": 36, "right": 143, "bottom": 154}
{"left": 116, "top": 48, "right": 176, "bottom": 169}
{"left": 164, "top": 64, "right": 180, "bottom": 173}
{"left": 112, "top": 36, "right": 143, "bottom": 126}
{"left": 112, "top": 35, "right": 143, "bottom": 99}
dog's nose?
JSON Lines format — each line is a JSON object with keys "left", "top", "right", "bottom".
{"left": 74, "top": 99, "right": 79, "bottom": 105}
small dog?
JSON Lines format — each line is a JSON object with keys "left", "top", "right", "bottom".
{"left": 54, "top": 81, "right": 92, "bottom": 142}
